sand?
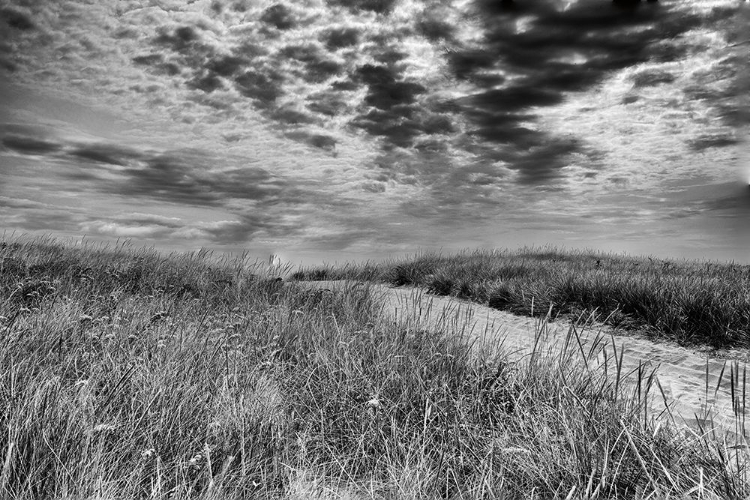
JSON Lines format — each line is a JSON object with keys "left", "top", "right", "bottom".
{"left": 300, "top": 280, "right": 750, "bottom": 442}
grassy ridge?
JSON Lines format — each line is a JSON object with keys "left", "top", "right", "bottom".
{"left": 293, "top": 248, "right": 750, "bottom": 348}
{"left": 1, "top": 238, "right": 749, "bottom": 498}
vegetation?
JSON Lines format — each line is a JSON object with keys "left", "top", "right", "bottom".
{"left": 0, "top": 237, "right": 749, "bottom": 499}
{"left": 293, "top": 248, "right": 750, "bottom": 349}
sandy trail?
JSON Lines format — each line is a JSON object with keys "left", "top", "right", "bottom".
{"left": 300, "top": 280, "right": 750, "bottom": 441}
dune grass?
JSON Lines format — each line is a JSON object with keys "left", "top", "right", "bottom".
{"left": 1, "top": 237, "right": 749, "bottom": 498}
{"left": 292, "top": 248, "right": 750, "bottom": 349}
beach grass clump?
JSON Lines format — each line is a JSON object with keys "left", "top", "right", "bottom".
{"left": 295, "top": 248, "right": 750, "bottom": 348}
{"left": 0, "top": 237, "right": 749, "bottom": 498}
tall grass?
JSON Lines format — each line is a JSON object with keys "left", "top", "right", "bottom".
{"left": 1, "top": 237, "right": 748, "bottom": 498}
{"left": 293, "top": 248, "right": 750, "bottom": 348}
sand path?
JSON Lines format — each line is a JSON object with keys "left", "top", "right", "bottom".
{"left": 300, "top": 280, "right": 750, "bottom": 441}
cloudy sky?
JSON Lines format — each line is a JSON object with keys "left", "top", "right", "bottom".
{"left": 0, "top": 0, "right": 747, "bottom": 265}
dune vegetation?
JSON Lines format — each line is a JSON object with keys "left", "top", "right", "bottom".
{"left": 293, "top": 248, "right": 750, "bottom": 349}
{"left": 1, "top": 237, "right": 749, "bottom": 499}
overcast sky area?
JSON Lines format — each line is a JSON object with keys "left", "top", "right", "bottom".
{"left": 0, "top": 0, "right": 748, "bottom": 265}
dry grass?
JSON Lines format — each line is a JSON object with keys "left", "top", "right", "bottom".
{"left": 293, "top": 248, "right": 750, "bottom": 349}
{"left": 0, "top": 237, "right": 748, "bottom": 499}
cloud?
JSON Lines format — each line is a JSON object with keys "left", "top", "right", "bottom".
{"left": 0, "top": 7, "right": 34, "bottom": 31}
{"left": 355, "top": 64, "right": 426, "bottom": 110}
{"left": 154, "top": 25, "right": 202, "bottom": 53}
{"left": 306, "top": 91, "right": 348, "bottom": 117}
{"left": 2, "top": 135, "right": 61, "bottom": 155}
{"left": 234, "top": 70, "right": 285, "bottom": 103}
{"left": 132, "top": 53, "right": 182, "bottom": 76}
{"left": 0, "top": 203, "right": 84, "bottom": 232}
{"left": 205, "top": 54, "right": 246, "bottom": 77}
{"left": 280, "top": 43, "right": 342, "bottom": 83}
{"left": 689, "top": 134, "right": 739, "bottom": 151}
{"left": 186, "top": 70, "right": 224, "bottom": 93}
{"left": 114, "top": 150, "right": 284, "bottom": 206}
{"left": 322, "top": 27, "right": 360, "bottom": 50}
{"left": 260, "top": 4, "right": 297, "bottom": 31}
{"left": 415, "top": 0, "right": 717, "bottom": 185}
{"left": 630, "top": 69, "right": 676, "bottom": 88}
{"left": 0, "top": 0, "right": 744, "bottom": 258}
{"left": 0, "top": 196, "right": 50, "bottom": 210}
{"left": 69, "top": 143, "right": 143, "bottom": 166}
{"left": 202, "top": 212, "right": 301, "bottom": 244}
{"left": 327, "top": 0, "right": 398, "bottom": 15}
{"left": 416, "top": 16, "right": 454, "bottom": 42}
{"left": 284, "top": 130, "right": 337, "bottom": 152}
{"left": 82, "top": 220, "right": 176, "bottom": 239}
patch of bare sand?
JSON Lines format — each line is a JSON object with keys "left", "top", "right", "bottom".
{"left": 299, "top": 280, "right": 750, "bottom": 442}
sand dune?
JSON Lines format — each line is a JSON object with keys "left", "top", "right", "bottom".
{"left": 302, "top": 281, "right": 750, "bottom": 442}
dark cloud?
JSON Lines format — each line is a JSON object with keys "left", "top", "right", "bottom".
{"left": 361, "top": 181, "right": 385, "bottom": 193}
{"left": 154, "top": 26, "right": 201, "bottom": 52}
{"left": 306, "top": 92, "right": 348, "bottom": 117}
{"left": 205, "top": 54, "right": 246, "bottom": 77}
{"left": 260, "top": 4, "right": 296, "bottom": 30}
{"left": 114, "top": 27, "right": 139, "bottom": 39}
{"left": 114, "top": 151, "right": 284, "bottom": 206}
{"left": 132, "top": 53, "right": 183, "bottom": 76}
{"left": 186, "top": 70, "right": 224, "bottom": 93}
{"left": 234, "top": 70, "right": 284, "bottom": 103}
{"left": 132, "top": 54, "right": 163, "bottom": 66}
{"left": 447, "top": 49, "right": 500, "bottom": 82}
{"left": 2, "top": 135, "right": 61, "bottom": 155}
{"left": 351, "top": 109, "right": 423, "bottom": 148}
{"left": 468, "top": 86, "right": 563, "bottom": 112}
{"left": 703, "top": 190, "right": 750, "bottom": 213}
{"left": 349, "top": 57, "right": 454, "bottom": 149}
{"left": 280, "top": 44, "right": 342, "bottom": 83}
{"left": 416, "top": 17, "right": 454, "bottom": 42}
{"left": 372, "top": 49, "right": 407, "bottom": 66}
{"left": 630, "top": 69, "right": 676, "bottom": 87}
{"left": 689, "top": 135, "right": 739, "bottom": 151}
{"left": 420, "top": 114, "right": 455, "bottom": 135}
{"left": 431, "top": 0, "right": 708, "bottom": 184}
{"left": 502, "top": 138, "right": 581, "bottom": 185}
{"left": 330, "top": 79, "right": 359, "bottom": 91}
{"left": 326, "top": 0, "right": 397, "bottom": 15}
{"left": 0, "top": 57, "right": 16, "bottom": 72}
{"left": 322, "top": 27, "right": 360, "bottom": 50}
{"left": 69, "top": 143, "right": 142, "bottom": 166}
{"left": 285, "top": 131, "right": 337, "bottom": 152}
{"left": 355, "top": 64, "right": 426, "bottom": 110}
{"left": 222, "top": 133, "right": 242, "bottom": 142}
{"left": 269, "top": 106, "right": 316, "bottom": 125}
{"left": 0, "top": 7, "right": 34, "bottom": 31}
{"left": 149, "top": 24, "right": 224, "bottom": 84}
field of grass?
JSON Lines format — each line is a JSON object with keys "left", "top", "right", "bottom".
{"left": 293, "top": 248, "right": 750, "bottom": 349}
{"left": 1, "top": 237, "right": 749, "bottom": 499}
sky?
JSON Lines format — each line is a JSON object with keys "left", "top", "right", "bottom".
{"left": 0, "top": 0, "right": 748, "bottom": 265}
